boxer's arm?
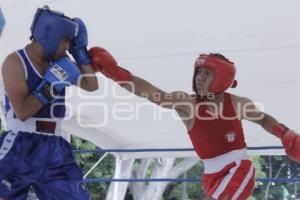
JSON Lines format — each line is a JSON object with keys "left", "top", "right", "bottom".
{"left": 2, "top": 53, "right": 43, "bottom": 121}
{"left": 125, "top": 75, "right": 193, "bottom": 111}
{"left": 123, "top": 76, "right": 195, "bottom": 126}
{"left": 78, "top": 64, "right": 98, "bottom": 92}
{"left": 234, "top": 95, "right": 300, "bottom": 163}
{"left": 89, "top": 46, "right": 193, "bottom": 112}
{"left": 233, "top": 95, "right": 278, "bottom": 133}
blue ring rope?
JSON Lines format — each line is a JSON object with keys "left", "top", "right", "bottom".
{"left": 83, "top": 178, "right": 300, "bottom": 183}
{"left": 73, "top": 146, "right": 283, "bottom": 154}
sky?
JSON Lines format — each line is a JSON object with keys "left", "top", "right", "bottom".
{"left": 0, "top": 0, "right": 300, "bottom": 157}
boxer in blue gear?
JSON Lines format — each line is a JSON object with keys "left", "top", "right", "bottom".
{"left": 0, "top": 5, "right": 98, "bottom": 200}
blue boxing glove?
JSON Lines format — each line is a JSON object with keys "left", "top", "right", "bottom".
{"left": 32, "top": 57, "right": 81, "bottom": 105}
{"left": 69, "top": 18, "right": 91, "bottom": 65}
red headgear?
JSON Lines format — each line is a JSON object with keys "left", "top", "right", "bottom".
{"left": 193, "top": 53, "right": 237, "bottom": 94}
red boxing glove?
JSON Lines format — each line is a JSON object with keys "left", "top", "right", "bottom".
{"left": 272, "top": 124, "right": 300, "bottom": 163}
{"left": 89, "top": 47, "right": 132, "bottom": 84}
{"left": 89, "top": 46, "right": 118, "bottom": 73}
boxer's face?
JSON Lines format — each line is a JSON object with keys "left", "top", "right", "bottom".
{"left": 194, "top": 67, "right": 213, "bottom": 96}
{"left": 53, "top": 38, "right": 71, "bottom": 60}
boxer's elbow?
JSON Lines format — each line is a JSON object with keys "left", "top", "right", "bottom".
{"left": 12, "top": 102, "right": 40, "bottom": 122}
{"left": 15, "top": 111, "right": 30, "bottom": 121}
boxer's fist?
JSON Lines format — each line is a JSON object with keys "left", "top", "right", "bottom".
{"left": 69, "top": 18, "right": 90, "bottom": 65}
{"left": 32, "top": 57, "right": 80, "bottom": 105}
{"left": 273, "top": 124, "right": 300, "bottom": 163}
{"left": 89, "top": 46, "right": 118, "bottom": 74}
{"left": 89, "top": 47, "right": 132, "bottom": 84}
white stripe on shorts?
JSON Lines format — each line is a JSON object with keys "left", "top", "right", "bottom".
{"left": 212, "top": 160, "right": 241, "bottom": 199}
{"left": 0, "top": 131, "right": 18, "bottom": 160}
{"left": 232, "top": 163, "right": 255, "bottom": 200}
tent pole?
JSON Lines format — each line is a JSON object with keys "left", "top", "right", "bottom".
{"left": 113, "top": 155, "right": 122, "bottom": 200}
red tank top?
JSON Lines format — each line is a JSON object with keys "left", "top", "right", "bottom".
{"left": 188, "top": 93, "right": 247, "bottom": 159}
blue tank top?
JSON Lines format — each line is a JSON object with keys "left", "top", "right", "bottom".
{"left": 5, "top": 49, "right": 66, "bottom": 119}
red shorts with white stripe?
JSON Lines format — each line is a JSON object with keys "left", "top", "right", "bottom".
{"left": 202, "top": 159, "right": 255, "bottom": 200}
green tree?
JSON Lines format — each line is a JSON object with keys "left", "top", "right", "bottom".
{"left": 162, "top": 161, "right": 205, "bottom": 200}
{"left": 71, "top": 136, "right": 115, "bottom": 200}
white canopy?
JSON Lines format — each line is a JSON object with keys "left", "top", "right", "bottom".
{"left": 1, "top": 0, "right": 300, "bottom": 159}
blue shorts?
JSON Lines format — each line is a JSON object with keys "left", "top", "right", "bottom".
{"left": 0, "top": 131, "right": 90, "bottom": 200}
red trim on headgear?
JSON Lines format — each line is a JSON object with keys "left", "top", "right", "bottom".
{"left": 193, "top": 54, "right": 237, "bottom": 93}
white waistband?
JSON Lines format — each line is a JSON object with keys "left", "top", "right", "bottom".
{"left": 202, "top": 148, "right": 247, "bottom": 174}
{"left": 6, "top": 118, "right": 62, "bottom": 136}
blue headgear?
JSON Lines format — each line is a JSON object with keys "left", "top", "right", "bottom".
{"left": 0, "top": 7, "right": 5, "bottom": 36}
{"left": 30, "top": 6, "right": 78, "bottom": 59}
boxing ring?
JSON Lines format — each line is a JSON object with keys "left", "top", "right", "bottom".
{"left": 72, "top": 147, "right": 300, "bottom": 200}
{"left": 1, "top": 0, "right": 300, "bottom": 199}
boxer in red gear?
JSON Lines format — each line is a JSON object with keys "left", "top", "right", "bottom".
{"left": 89, "top": 47, "right": 300, "bottom": 200}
